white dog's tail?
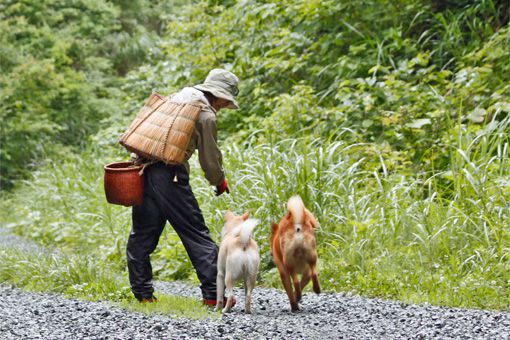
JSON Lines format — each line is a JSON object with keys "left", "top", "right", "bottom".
{"left": 288, "top": 195, "right": 305, "bottom": 232}
{"left": 237, "top": 218, "right": 259, "bottom": 247}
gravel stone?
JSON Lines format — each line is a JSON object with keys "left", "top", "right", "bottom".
{"left": 1, "top": 228, "right": 510, "bottom": 339}
{"left": 1, "top": 282, "right": 509, "bottom": 339}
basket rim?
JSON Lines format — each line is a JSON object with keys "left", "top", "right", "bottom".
{"left": 104, "top": 161, "right": 143, "bottom": 172}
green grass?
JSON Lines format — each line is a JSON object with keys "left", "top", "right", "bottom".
{"left": 209, "top": 123, "right": 509, "bottom": 310}
{"left": 0, "top": 248, "right": 130, "bottom": 301}
{"left": 1, "top": 115, "right": 507, "bottom": 311}
{"left": 0, "top": 248, "right": 214, "bottom": 319}
{"left": 120, "top": 294, "right": 217, "bottom": 319}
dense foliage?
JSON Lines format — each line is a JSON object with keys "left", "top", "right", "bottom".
{"left": 1, "top": 0, "right": 509, "bottom": 310}
{"left": 123, "top": 0, "right": 509, "bottom": 174}
{"left": 0, "top": 0, "right": 176, "bottom": 188}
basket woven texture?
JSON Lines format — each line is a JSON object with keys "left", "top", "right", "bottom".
{"left": 119, "top": 92, "right": 202, "bottom": 164}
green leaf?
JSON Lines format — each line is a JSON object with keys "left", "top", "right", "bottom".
{"left": 406, "top": 118, "right": 431, "bottom": 129}
{"left": 362, "top": 119, "right": 374, "bottom": 128}
{"left": 466, "top": 108, "right": 486, "bottom": 123}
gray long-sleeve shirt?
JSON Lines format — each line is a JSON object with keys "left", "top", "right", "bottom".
{"left": 171, "top": 87, "right": 226, "bottom": 186}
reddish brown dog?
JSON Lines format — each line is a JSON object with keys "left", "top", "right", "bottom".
{"left": 271, "top": 195, "right": 320, "bottom": 312}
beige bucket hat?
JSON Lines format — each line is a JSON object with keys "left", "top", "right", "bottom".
{"left": 194, "top": 68, "right": 240, "bottom": 109}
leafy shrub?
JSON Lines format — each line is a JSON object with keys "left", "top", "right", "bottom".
{"left": 0, "top": 0, "right": 175, "bottom": 188}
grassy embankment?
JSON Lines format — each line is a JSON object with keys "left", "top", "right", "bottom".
{"left": 2, "top": 114, "right": 508, "bottom": 310}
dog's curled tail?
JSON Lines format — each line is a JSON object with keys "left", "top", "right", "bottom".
{"left": 239, "top": 218, "right": 259, "bottom": 247}
{"left": 288, "top": 195, "right": 305, "bottom": 227}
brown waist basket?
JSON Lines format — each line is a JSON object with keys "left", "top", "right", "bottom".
{"left": 104, "top": 162, "right": 144, "bottom": 206}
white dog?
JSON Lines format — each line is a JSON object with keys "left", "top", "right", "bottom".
{"left": 216, "top": 211, "right": 260, "bottom": 313}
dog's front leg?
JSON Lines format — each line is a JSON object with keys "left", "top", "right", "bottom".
{"left": 215, "top": 270, "right": 225, "bottom": 311}
{"left": 300, "top": 268, "right": 311, "bottom": 291}
{"left": 291, "top": 272, "right": 302, "bottom": 303}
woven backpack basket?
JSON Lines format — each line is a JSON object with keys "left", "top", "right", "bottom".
{"left": 119, "top": 92, "right": 202, "bottom": 164}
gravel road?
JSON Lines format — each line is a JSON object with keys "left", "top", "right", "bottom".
{"left": 1, "top": 281, "right": 509, "bottom": 339}
{"left": 1, "top": 228, "right": 510, "bottom": 339}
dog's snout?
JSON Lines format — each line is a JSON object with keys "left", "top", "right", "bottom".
{"left": 295, "top": 224, "right": 302, "bottom": 232}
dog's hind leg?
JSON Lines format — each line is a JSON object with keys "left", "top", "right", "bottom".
{"left": 244, "top": 274, "right": 256, "bottom": 314}
{"left": 222, "top": 273, "right": 235, "bottom": 313}
{"left": 278, "top": 269, "right": 299, "bottom": 312}
{"left": 311, "top": 263, "right": 321, "bottom": 294}
{"left": 215, "top": 270, "right": 225, "bottom": 311}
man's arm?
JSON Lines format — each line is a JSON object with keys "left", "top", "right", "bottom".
{"left": 197, "top": 115, "right": 226, "bottom": 187}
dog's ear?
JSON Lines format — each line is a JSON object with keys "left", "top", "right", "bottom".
{"left": 285, "top": 213, "right": 293, "bottom": 222}
{"left": 271, "top": 222, "right": 279, "bottom": 235}
{"left": 241, "top": 212, "right": 250, "bottom": 221}
{"left": 305, "top": 209, "right": 319, "bottom": 228}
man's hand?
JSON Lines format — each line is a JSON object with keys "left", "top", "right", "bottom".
{"left": 215, "top": 179, "right": 230, "bottom": 196}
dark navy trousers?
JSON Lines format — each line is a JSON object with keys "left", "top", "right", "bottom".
{"left": 126, "top": 162, "right": 218, "bottom": 300}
